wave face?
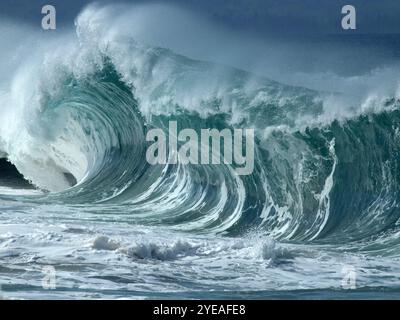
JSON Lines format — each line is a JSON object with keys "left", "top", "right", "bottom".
{"left": 0, "top": 4, "right": 400, "bottom": 299}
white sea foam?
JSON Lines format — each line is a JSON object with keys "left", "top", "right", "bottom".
{"left": 0, "top": 3, "right": 399, "bottom": 194}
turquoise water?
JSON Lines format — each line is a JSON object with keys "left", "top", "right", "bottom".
{"left": 0, "top": 4, "right": 400, "bottom": 300}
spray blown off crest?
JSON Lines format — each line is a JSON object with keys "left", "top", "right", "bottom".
{"left": 0, "top": 3, "right": 400, "bottom": 299}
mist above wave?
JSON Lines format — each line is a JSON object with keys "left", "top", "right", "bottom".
{"left": 0, "top": 4, "right": 399, "bottom": 244}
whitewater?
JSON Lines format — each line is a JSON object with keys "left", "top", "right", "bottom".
{"left": 0, "top": 4, "right": 400, "bottom": 299}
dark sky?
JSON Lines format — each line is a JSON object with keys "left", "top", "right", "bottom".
{"left": 1, "top": 0, "right": 400, "bottom": 35}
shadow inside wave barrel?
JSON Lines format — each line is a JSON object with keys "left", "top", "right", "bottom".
{"left": 0, "top": 158, "right": 35, "bottom": 189}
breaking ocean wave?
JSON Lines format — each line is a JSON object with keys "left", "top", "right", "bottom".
{"left": 0, "top": 4, "right": 400, "bottom": 299}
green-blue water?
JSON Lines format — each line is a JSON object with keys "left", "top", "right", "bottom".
{"left": 0, "top": 4, "right": 400, "bottom": 300}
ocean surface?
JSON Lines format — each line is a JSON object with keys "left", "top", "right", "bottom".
{"left": 0, "top": 4, "right": 400, "bottom": 299}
